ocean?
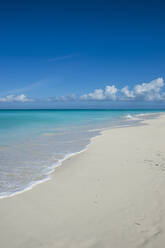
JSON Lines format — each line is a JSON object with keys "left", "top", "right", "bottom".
{"left": 0, "top": 109, "right": 164, "bottom": 198}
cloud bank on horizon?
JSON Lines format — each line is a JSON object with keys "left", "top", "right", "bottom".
{"left": 0, "top": 77, "right": 165, "bottom": 103}
{"left": 80, "top": 77, "right": 164, "bottom": 102}
{"left": 0, "top": 94, "right": 34, "bottom": 103}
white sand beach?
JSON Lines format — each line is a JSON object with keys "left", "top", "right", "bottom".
{"left": 0, "top": 115, "right": 165, "bottom": 248}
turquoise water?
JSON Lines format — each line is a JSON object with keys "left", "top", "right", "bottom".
{"left": 0, "top": 109, "right": 164, "bottom": 198}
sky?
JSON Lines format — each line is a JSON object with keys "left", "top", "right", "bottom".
{"left": 0, "top": 0, "right": 165, "bottom": 108}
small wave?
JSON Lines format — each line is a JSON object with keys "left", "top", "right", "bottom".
{"left": 125, "top": 114, "right": 139, "bottom": 121}
{"left": 0, "top": 146, "right": 89, "bottom": 199}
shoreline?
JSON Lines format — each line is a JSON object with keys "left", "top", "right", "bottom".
{"left": 0, "top": 147, "right": 89, "bottom": 200}
{"left": 1, "top": 114, "right": 165, "bottom": 247}
{"left": 0, "top": 112, "right": 162, "bottom": 200}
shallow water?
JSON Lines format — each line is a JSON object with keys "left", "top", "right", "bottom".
{"left": 0, "top": 109, "right": 164, "bottom": 198}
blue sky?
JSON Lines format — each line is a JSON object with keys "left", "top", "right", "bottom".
{"left": 0, "top": 0, "right": 165, "bottom": 108}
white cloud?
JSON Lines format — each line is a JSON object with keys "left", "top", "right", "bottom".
{"left": 134, "top": 77, "right": 164, "bottom": 94}
{"left": 80, "top": 89, "right": 104, "bottom": 100}
{"left": 80, "top": 85, "right": 118, "bottom": 101}
{"left": 121, "top": 77, "right": 164, "bottom": 101}
{"left": 121, "top": 86, "right": 135, "bottom": 99}
{"left": 105, "top": 85, "right": 118, "bottom": 100}
{"left": 49, "top": 94, "right": 77, "bottom": 101}
{"left": 80, "top": 78, "right": 165, "bottom": 102}
{"left": 0, "top": 94, "right": 34, "bottom": 103}
{"left": 59, "top": 94, "right": 77, "bottom": 101}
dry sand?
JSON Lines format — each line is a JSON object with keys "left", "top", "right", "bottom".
{"left": 1, "top": 115, "right": 165, "bottom": 248}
